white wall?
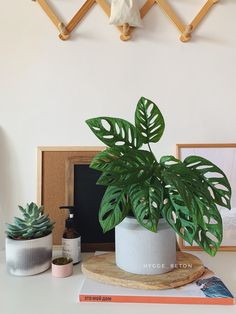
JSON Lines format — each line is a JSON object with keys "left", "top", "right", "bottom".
{"left": 1, "top": 0, "right": 236, "bottom": 248}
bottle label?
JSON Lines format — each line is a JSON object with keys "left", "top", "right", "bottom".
{"left": 62, "top": 237, "right": 81, "bottom": 264}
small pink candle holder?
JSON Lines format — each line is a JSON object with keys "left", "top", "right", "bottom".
{"left": 51, "top": 257, "right": 73, "bottom": 278}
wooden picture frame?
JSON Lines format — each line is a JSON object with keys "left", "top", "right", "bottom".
{"left": 176, "top": 144, "right": 236, "bottom": 252}
{"left": 37, "top": 146, "right": 115, "bottom": 251}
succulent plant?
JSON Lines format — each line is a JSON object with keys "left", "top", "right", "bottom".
{"left": 6, "top": 202, "right": 54, "bottom": 240}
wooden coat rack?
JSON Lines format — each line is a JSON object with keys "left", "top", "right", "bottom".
{"left": 33, "top": 0, "right": 219, "bottom": 42}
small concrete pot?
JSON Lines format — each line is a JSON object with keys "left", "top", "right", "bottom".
{"left": 115, "top": 217, "right": 176, "bottom": 275}
{"left": 51, "top": 257, "right": 73, "bottom": 278}
{"left": 5, "top": 233, "right": 52, "bottom": 276}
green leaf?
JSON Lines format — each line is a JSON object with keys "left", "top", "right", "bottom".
{"left": 14, "top": 217, "right": 28, "bottom": 229}
{"left": 162, "top": 197, "right": 197, "bottom": 244}
{"left": 184, "top": 155, "right": 231, "bottom": 209}
{"left": 161, "top": 156, "right": 224, "bottom": 254}
{"left": 192, "top": 198, "right": 222, "bottom": 256}
{"left": 161, "top": 165, "right": 195, "bottom": 211}
{"left": 99, "top": 186, "right": 130, "bottom": 232}
{"left": 129, "top": 177, "right": 163, "bottom": 232}
{"left": 94, "top": 148, "right": 156, "bottom": 186}
{"left": 162, "top": 193, "right": 223, "bottom": 256}
{"left": 90, "top": 148, "right": 121, "bottom": 172}
{"left": 161, "top": 156, "right": 213, "bottom": 210}
{"left": 160, "top": 155, "right": 181, "bottom": 167}
{"left": 135, "top": 97, "right": 165, "bottom": 143}
{"left": 25, "top": 203, "right": 40, "bottom": 219}
{"left": 86, "top": 117, "right": 143, "bottom": 149}
{"left": 96, "top": 172, "right": 115, "bottom": 186}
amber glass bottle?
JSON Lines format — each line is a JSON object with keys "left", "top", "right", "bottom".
{"left": 60, "top": 206, "right": 81, "bottom": 264}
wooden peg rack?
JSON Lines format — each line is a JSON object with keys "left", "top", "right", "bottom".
{"left": 32, "top": 0, "right": 219, "bottom": 42}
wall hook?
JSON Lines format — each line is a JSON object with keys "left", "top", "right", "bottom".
{"left": 32, "top": 0, "right": 220, "bottom": 42}
{"left": 180, "top": 24, "right": 193, "bottom": 42}
{"left": 58, "top": 23, "right": 70, "bottom": 41}
{"left": 120, "top": 23, "right": 131, "bottom": 41}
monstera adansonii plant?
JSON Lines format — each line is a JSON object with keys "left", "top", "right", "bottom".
{"left": 86, "top": 97, "right": 231, "bottom": 256}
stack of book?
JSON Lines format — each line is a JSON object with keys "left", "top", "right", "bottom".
{"left": 79, "top": 267, "right": 235, "bottom": 305}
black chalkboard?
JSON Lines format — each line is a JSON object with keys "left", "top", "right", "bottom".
{"left": 73, "top": 165, "right": 115, "bottom": 248}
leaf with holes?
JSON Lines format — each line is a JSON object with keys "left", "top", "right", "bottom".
{"left": 162, "top": 188, "right": 223, "bottom": 254}
{"left": 184, "top": 155, "right": 231, "bottom": 209}
{"left": 135, "top": 96, "right": 165, "bottom": 143}
{"left": 95, "top": 149, "right": 156, "bottom": 186}
{"left": 86, "top": 117, "right": 143, "bottom": 149}
{"left": 90, "top": 147, "right": 122, "bottom": 172}
{"left": 162, "top": 196, "right": 197, "bottom": 244}
{"left": 192, "top": 198, "right": 222, "bottom": 256}
{"left": 161, "top": 164, "right": 196, "bottom": 211}
{"left": 161, "top": 156, "right": 213, "bottom": 209}
{"left": 99, "top": 186, "right": 130, "bottom": 233}
{"left": 129, "top": 177, "right": 164, "bottom": 232}
{"left": 160, "top": 155, "right": 181, "bottom": 167}
{"left": 161, "top": 158, "right": 220, "bottom": 245}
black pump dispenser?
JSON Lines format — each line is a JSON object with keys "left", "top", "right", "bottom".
{"left": 60, "top": 206, "right": 81, "bottom": 264}
{"left": 60, "top": 206, "right": 77, "bottom": 230}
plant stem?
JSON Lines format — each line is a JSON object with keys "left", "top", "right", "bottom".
{"left": 147, "top": 143, "right": 159, "bottom": 165}
{"left": 147, "top": 142, "right": 153, "bottom": 154}
{"left": 147, "top": 142, "right": 162, "bottom": 179}
{"left": 176, "top": 238, "right": 181, "bottom": 251}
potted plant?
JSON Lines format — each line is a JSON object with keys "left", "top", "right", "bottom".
{"left": 86, "top": 97, "right": 231, "bottom": 275}
{"left": 6, "top": 202, "right": 54, "bottom": 276}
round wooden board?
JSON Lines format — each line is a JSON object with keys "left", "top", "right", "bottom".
{"left": 82, "top": 252, "right": 205, "bottom": 290}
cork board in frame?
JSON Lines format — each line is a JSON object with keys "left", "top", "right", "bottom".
{"left": 176, "top": 143, "right": 236, "bottom": 252}
{"left": 37, "top": 146, "right": 115, "bottom": 251}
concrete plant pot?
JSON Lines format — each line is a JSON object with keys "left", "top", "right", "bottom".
{"left": 115, "top": 217, "right": 176, "bottom": 275}
{"left": 5, "top": 233, "right": 53, "bottom": 276}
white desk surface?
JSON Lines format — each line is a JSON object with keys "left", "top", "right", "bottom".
{"left": 0, "top": 249, "right": 236, "bottom": 314}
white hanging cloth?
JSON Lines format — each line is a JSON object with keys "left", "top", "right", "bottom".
{"left": 109, "top": 0, "right": 143, "bottom": 28}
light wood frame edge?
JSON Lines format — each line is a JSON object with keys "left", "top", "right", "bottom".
{"left": 37, "top": 146, "right": 106, "bottom": 205}
{"left": 176, "top": 143, "right": 236, "bottom": 252}
{"left": 37, "top": 146, "right": 114, "bottom": 251}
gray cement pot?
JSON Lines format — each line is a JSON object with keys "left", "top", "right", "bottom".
{"left": 115, "top": 217, "right": 176, "bottom": 275}
{"left": 5, "top": 233, "right": 52, "bottom": 276}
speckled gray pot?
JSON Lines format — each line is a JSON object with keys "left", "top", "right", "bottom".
{"left": 5, "top": 233, "right": 52, "bottom": 276}
{"left": 115, "top": 217, "right": 176, "bottom": 275}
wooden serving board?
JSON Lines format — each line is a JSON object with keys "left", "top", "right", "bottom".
{"left": 82, "top": 252, "right": 205, "bottom": 290}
